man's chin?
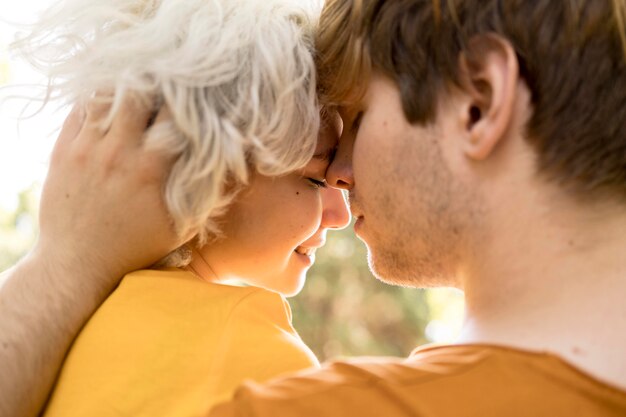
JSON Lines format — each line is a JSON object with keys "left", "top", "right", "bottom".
{"left": 366, "top": 247, "right": 456, "bottom": 289}
{"left": 365, "top": 247, "right": 409, "bottom": 287}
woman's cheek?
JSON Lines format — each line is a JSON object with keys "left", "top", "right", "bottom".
{"left": 301, "top": 191, "right": 324, "bottom": 234}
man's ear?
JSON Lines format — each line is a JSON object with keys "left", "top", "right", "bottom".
{"left": 458, "top": 34, "right": 519, "bottom": 160}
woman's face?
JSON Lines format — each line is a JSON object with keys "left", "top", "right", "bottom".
{"left": 192, "top": 114, "right": 350, "bottom": 296}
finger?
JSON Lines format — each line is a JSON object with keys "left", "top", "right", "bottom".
{"left": 107, "top": 93, "right": 156, "bottom": 145}
{"left": 144, "top": 105, "right": 177, "bottom": 168}
{"left": 49, "top": 104, "right": 85, "bottom": 162}
{"left": 58, "top": 104, "right": 85, "bottom": 145}
{"left": 135, "top": 104, "right": 175, "bottom": 153}
{"left": 138, "top": 106, "right": 178, "bottom": 184}
{"left": 151, "top": 104, "right": 172, "bottom": 128}
{"left": 77, "top": 91, "right": 113, "bottom": 142}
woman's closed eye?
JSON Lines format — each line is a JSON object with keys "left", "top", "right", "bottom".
{"left": 306, "top": 177, "right": 327, "bottom": 189}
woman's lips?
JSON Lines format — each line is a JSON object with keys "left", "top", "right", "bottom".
{"left": 294, "top": 246, "right": 316, "bottom": 256}
{"left": 293, "top": 247, "right": 316, "bottom": 266}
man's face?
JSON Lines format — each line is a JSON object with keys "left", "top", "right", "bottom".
{"left": 328, "top": 75, "right": 477, "bottom": 288}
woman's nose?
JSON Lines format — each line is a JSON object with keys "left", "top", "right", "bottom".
{"left": 320, "top": 186, "right": 350, "bottom": 230}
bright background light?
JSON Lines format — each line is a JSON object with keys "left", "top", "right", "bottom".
{"left": 0, "top": 0, "right": 67, "bottom": 212}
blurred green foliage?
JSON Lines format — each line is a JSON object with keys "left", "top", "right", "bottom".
{"left": 0, "top": 185, "right": 39, "bottom": 271}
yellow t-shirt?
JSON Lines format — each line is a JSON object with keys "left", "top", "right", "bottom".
{"left": 43, "top": 269, "right": 319, "bottom": 417}
{"left": 210, "top": 344, "right": 626, "bottom": 416}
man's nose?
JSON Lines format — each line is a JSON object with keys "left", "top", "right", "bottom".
{"left": 320, "top": 187, "right": 350, "bottom": 230}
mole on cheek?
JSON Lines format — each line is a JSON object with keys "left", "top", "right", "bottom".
{"left": 296, "top": 192, "right": 300, "bottom": 195}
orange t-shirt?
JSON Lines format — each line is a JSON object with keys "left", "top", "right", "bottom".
{"left": 43, "top": 269, "right": 318, "bottom": 417}
{"left": 210, "top": 344, "right": 626, "bottom": 416}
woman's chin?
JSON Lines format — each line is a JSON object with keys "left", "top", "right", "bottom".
{"left": 275, "top": 272, "right": 308, "bottom": 298}
{"left": 245, "top": 263, "right": 309, "bottom": 297}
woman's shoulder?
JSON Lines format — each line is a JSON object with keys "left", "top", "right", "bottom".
{"left": 114, "top": 268, "right": 283, "bottom": 311}
{"left": 121, "top": 268, "right": 266, "bottom": 292}
{"left": 43, "top": 272, "right": 317, "bottom": 417}
{"left": 108, "top": 268, "right": 317, "bottom": 370}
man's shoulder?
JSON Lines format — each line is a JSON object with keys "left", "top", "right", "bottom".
{"left": 211, "top": 344, "right": 626, "bottom": 417}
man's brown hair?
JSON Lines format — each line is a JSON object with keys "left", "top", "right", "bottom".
{"left": 316, "top": 0, "right": 626, "bottom": 198}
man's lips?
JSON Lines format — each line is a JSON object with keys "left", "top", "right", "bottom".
{"left": 348, "top": 202, "right": 362, "bottom": 218}
{"left": 353, "top": 215, "right": 365, "bottom": 235}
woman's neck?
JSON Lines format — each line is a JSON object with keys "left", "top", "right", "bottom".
{"left": 185, "top": 246, "right": 220, "bottom": 283}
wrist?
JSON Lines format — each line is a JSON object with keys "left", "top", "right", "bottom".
{"left": 25, "top": 242, "right": 122, "bottom": 309}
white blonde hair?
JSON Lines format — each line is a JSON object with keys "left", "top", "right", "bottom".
{"left": 12, "top": 0, "right": 321, "bottom": 265}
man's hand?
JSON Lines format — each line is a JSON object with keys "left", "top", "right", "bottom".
{"left": 37, "top": 95, "right": 181, "bottom": 285}
{"left": 0, "top": 95, "right": 184, "bottom": 417}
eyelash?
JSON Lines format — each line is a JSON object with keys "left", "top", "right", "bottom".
{"left": 307, "top": 178, "right": 327, "bottom": 189}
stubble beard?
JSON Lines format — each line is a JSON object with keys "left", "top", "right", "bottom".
{"left": 362, "top": 137, "right": 475, "bottom": 290}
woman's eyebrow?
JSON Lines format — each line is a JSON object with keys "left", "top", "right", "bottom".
{"left": 313, "top": 147, "right": 336, "bottom": 162}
